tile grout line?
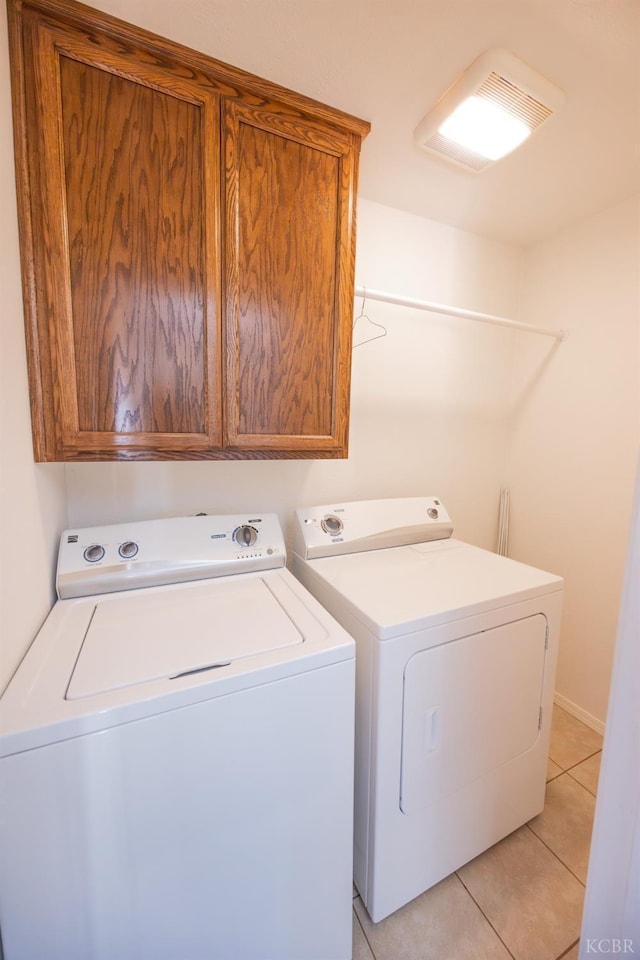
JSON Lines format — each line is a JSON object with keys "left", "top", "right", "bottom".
{"left": 555, "top": 937, "right": 580, "bottom": 959}
{"left": 454, "top": 871, "right": 518, "bottom": 960}
{"left": 547, "top": 749, "right": 601, "bottom": 794}
{"left": 577, "top": 748, "right": 602, "bottom": 762}
{"left": 564, "top": 768, "right": 598, "bottom": 798}
{"left": 524, "top": 822, "right": 587, "bottom": 888}
{"left": 549, "top": 748, "right": 602, "bottom": 774}
{"left": 564, "top": 748, "right": 602, "bottom": 769}
{"left": 536, "top": 752, "right": 600, "bottom": 881}
{"left": 353, "top": 900, "right": 379, "bottom": 960}
{"left": 547, "top": 770, "right": 565, "bottom": 784}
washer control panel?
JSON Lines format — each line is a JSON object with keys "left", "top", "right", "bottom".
{"left": 293, "top": 497, "right": 453, "bottom": 560}
{"left": 57, "top": 513, "right": 286, "bottom": 599}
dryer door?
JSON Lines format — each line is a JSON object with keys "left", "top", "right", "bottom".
{"left": 400, "top": 614, "right": 547, "bottom": 815}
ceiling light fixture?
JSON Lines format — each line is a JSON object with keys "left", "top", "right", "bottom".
{"left": 414, "top": 49, "right": 565, "bottom": 172}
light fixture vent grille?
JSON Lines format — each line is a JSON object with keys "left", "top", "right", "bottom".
{"left": 423, "top": 133, "right": 491, "bottom": 172}
{"left": 414, "top": 49, "right": 565, "bottom": 173}
{"left": 477, "top": 72, "right": 553, "bottom": 130}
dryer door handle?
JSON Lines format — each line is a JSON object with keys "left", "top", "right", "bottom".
{"left": 424, "top": 706, "right": 440, "bottom": 752}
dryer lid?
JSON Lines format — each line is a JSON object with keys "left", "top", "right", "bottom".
{"left": 303, "top": 538, "right": 563, "bottom": 639}
{"left": 67, "top": 576, "right": 304, "bottom": 699}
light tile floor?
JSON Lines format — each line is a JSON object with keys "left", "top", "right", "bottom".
{"left": 352, "top": 705, "right": 603, "bottom": 960}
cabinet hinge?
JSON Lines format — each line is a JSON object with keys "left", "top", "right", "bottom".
{"left": 538, "top": 706, "right": 543, "bottom": 731}
{"left": 545, "top": 624, "right": 549, "bottom": 650}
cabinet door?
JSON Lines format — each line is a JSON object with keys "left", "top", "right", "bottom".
{"left": 223, "top": 101, "right": 358, "bottom": 455}
{"left": 18, "top": 13, "right": 221, "bottom": 459}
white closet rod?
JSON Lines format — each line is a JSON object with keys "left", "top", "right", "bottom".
{"left": 354, "top": 286, "right": 567, "bottom": 341}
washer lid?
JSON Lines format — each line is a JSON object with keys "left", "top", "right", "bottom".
{"left": 67, "top": 576, "right": 303, "bottom": 699}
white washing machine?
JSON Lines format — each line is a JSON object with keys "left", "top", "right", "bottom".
{"left": 292, "top": 497, "right": 563, "bottom": 923}
{"left": 0, "top": 513, "right": 355, "bottom": 960}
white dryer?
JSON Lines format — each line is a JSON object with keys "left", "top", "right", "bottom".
{"left": 0, "top": 513, "right": 355, "bottom": 960}
{"left": 292, "top": 497, "right": 563, "bottom": 923}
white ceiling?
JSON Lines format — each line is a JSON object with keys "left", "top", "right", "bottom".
{"left": 98, "top": 0, "right": 640, "bottom": 247}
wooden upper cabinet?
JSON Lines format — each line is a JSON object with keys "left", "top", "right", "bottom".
{"left": 58, "top": 57, "right": 220, "bottom": 450}
{"left": 224, "top": 103, "right": 356, "bottom": 453}
{"left": 7, "top": 0, "right": 369, "bottom": 461}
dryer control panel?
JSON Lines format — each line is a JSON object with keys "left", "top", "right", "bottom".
{"left": 293, "top": 497, "right": 453, "bottom": 560}
{"left": 57, "top": 513, "right": 286, "bottom": 599}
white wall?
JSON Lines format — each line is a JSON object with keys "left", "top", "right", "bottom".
{"left": 0, "top": 5, "right": 67, "bottom": 693}
{"left": 508, "top": 196, "right": 640, "bottom": 726}
{"left": 65, "top": 198, "right": 523, "bottom": 554}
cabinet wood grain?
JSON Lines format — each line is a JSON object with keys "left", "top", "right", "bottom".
{"left": 8, "top": 0, "right": 369, "bottom": 460}
{"left": 62, "top": 58, "right": 209, "bottom": 437}
{"left": 224, "top": 102, "right": 357, "bottom": 453}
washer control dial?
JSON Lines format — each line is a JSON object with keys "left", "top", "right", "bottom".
{"left": 233, "top": 524, "right": 258, "bottom": 547}
{"left": 321, "top": 515, "right": 344, "bottom": 535}
{"left": 118, "top": 541, "right": 139, "bottom": 559}
{"left": 83, "top": 543, "right": 105, "bottom": 563}
{"left": 427, "top": 508, "right": 439, "bottom": 520}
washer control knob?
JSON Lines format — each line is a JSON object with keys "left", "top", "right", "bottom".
{"left": 83, "top": 543, "right": 105, "bottom": 563}
{"left": 118, "top": 541, "right": 139, "bottom": 559}
{"left": 321, "top": 515, "right": 343, "bottom": 535}
{"left": 233, "top": 524, "right": 258, "bottom": 547}
{"left": 427, "top": 508, "right": 439, "bottom": 520}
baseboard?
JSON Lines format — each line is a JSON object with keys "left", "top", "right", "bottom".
{"left": 554, "top": 691, "right": 606, "bottom": 736}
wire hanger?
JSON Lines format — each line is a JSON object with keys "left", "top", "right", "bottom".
{"left": 352, "top": 288, "right": 387, "bottom": 349}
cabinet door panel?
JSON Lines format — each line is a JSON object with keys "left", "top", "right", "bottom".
{"left": 22, "top": 18, "right": 222, "bottom": 457}
{"left": 224, "top": 102, "right": 357, "bottom": 454}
